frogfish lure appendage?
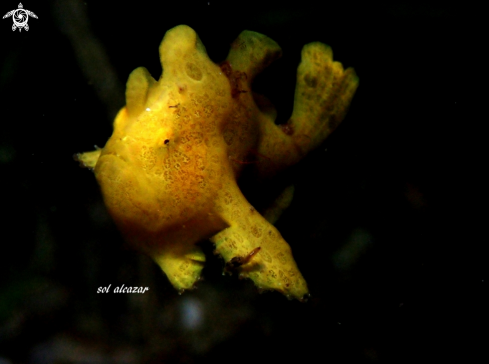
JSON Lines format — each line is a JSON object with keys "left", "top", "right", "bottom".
{"left": 76, "top": 25, "right": 358, "bottom": 300}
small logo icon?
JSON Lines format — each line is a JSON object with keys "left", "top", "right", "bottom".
{"left": 3, "top": 3, "right": 37, "bottom": 32}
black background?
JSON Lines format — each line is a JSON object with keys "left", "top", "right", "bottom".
{"left": 1, "top": 1, "right": 486, "bottom": 363}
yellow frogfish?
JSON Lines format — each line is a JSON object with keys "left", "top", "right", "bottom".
{"left": 76, "top": 25, "right": 358, "bottom": 300}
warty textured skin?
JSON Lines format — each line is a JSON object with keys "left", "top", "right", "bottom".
{"left": 76, "top": 25, "right": 359, "bottom": 300}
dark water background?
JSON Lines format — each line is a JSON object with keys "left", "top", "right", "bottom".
{"left": 1, "top": 1, "right": 486, "bottom": 363}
